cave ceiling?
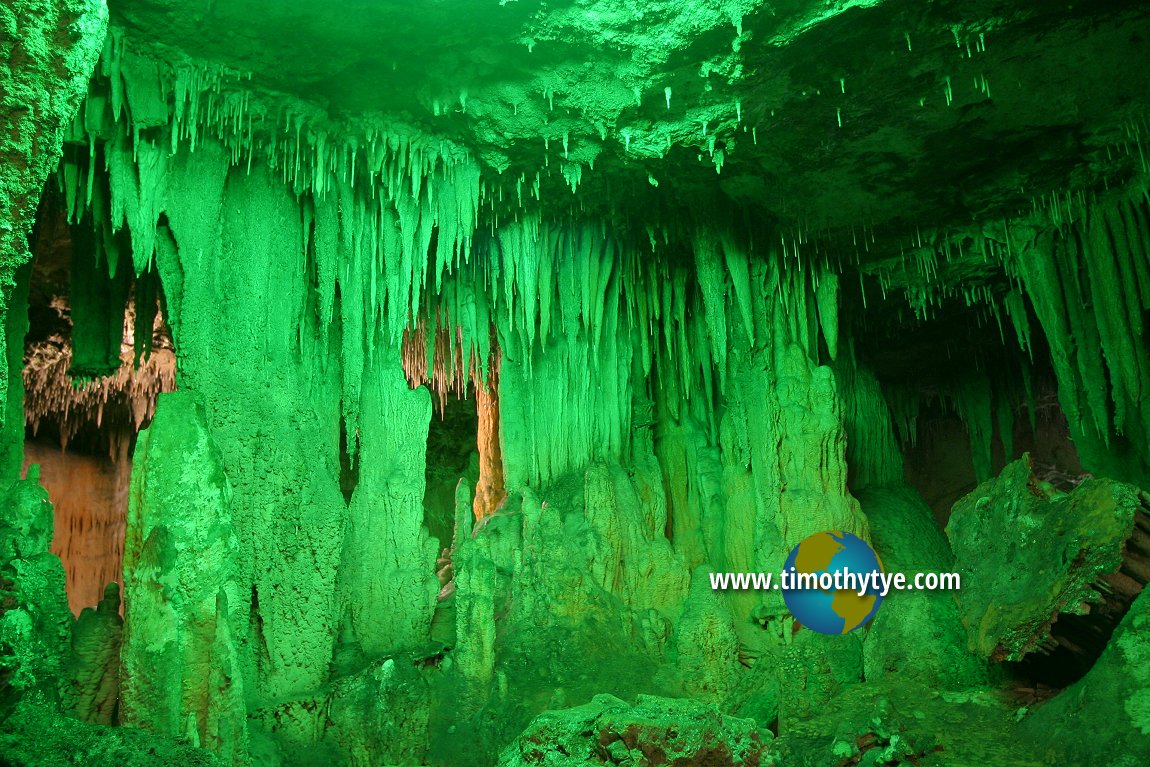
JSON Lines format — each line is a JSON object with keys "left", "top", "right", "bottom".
{"left": 109, "top": 0, "right": 1150, "bottom": 247}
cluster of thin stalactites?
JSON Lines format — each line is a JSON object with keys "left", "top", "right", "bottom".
{"left": 23, "top": 298, "right": 176, "bottom": 452}
{"left": 401, "top": 316, "right": 497, "bottom": 412}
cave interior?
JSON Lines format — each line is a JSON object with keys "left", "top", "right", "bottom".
{"left": 3, "top": 0, "right": 1150, "bottom": 765}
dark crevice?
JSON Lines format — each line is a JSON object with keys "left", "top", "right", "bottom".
{"left": 338, "top": 410, "right": 360, "bottom": 505}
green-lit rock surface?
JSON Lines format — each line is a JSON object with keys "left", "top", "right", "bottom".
{"left": 0, "top": 472, "right": 71, "bottom": 717}
{"left": 121, "top": 390, "right": 247, "bottom": 760}
{"left": 0, "top": 697, "right": 224, "bottom": 767}
{"left": 105, "top": 0, "right": 1150, "bottom": 234}
{"left": 496, "top": 694, "right": 771, "bottom": 767}
{"left": 1021, "top": 588, "right": 1150, "bottom": 766}
{"left": 860, "top": 485, "right": 991, "bottom": 689}
{"left": 947, "top": 455, "right": 1145, "bottom": 661}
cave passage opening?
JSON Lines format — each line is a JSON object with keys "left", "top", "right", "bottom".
{"left": 424, "top": 387, "right": 481, "bottom": 545}
{"left": 18, "top": 186, "right": 176, "bottom": 616}
{"left": 401, "top": 320, "right": 507, "bottom": 538}
{"left": 847, "top": 268, "right": 1150, "bottom": 694}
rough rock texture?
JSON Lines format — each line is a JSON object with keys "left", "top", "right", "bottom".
{"left": 104, "top": 0, "right": 1150, "bottom": 237}
{"left": 0, "top": 0, "right": 106, "bottom": 423}
{"left": 771, "top": 680, "right": 1024, "bottom": 767}
{"left": 0, "top": 263, "right": 29, "bottom": 480}
{"left": 859, "top": 485, "right": 990, "bottom": 689}
{"left": 0, "top": 695, "right": 225, "bottom": 767}
{"left": 25, "top": 440, "right": 131, "bottom": 615}
{"left": 496, "top": 694, "right": 771, "bottom": 767}
{"left": 66, "top": 581, "right": 122, "bottom": 726}
{"left": 121, "top": 391, "right": 248, "bottom": 762}
{"left": 1021, "top": 588, "right": 1150, "bottom": 766}
{"left": 947, "top": 455, "right": 1145, "bottom": 660}
{"left": 0, "top": 470, "right": 71, "bottom": 716}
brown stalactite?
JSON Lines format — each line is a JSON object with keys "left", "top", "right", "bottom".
{"left": 473, "top": 351, "right": 506, "bottom": 521}
{"left": 24, "top": 440, "right": 129, "bottom": 615}
{"left": 401, "top": 317, "right": 471, "bottom": 411}
{"left": 23, "top": 315, "right": 177, "bottom": 449}
{"left": 400, "top": 318, "right": 505, "bottom": 520}
{"left": 20, "top": 303, "right": 174, "bottom": 615}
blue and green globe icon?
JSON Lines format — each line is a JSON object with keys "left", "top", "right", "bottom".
{"left": 781, "top": 530, "right": 884, "bottom": 634}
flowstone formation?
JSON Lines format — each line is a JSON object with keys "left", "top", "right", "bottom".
{"left": 1, "top": 1, "right": 1150, "bottom": 766}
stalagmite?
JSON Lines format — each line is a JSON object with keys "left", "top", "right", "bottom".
{"left": 66, "top": 582, "right": 122, "bottom": 725}
{"left": 337, "top": 353, "right": 440, "bottom": 657}
{"left": 473, "top": 356, "right": 507, "bottom": 521}
{"left": 121, "top": 391, "right": 248, "bottom": 762}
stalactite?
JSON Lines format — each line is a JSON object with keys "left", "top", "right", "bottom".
{"left": 6, "top": 4, "right": 1150, "bottom": 767}
{"left": 26, "top": 440, "right": 130, "bottom": 616}
{"left": 23, "top": 316, "right": 176, "bottom": 451}
{"left": 947, "top": 373, "right": 995, "bottom": 484}
{"left": 400, "top": 319, "right": 471, "bottom": 411}
{"left": 0, "top": 0, "right": 106, "bottom": 430}
{"left": 1005, "top": 189, "right": 1150, "bottom": 484}
{"left": 473, "top": 354, "right": 506, "bottom": 521}
{"left": 835, "top": 344, "right": 904, "bottom": 489}
{"left": 693, "top": 230, "right": 729, "bottom": 388}
{"left": 67, "top": 221, "right": 132, "bottom": 378}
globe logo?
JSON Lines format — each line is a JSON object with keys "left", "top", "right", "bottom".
{"left": 781, "top": 530, "right": 885, "bottom": 635}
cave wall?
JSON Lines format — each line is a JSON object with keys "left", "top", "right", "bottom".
{"left": 0, "top": 0, "right": 108, "bottom": 743}
{"left": 0, "top": 0, "right": 106, "bottom": 451}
